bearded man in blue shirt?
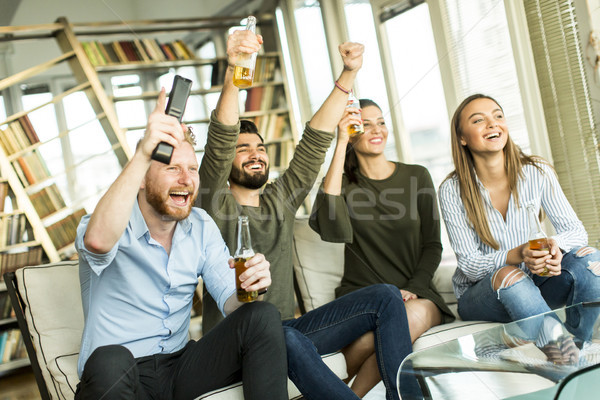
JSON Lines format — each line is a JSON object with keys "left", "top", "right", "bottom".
{"left": 73, "top": 90, "right": 288, "bottom": 400}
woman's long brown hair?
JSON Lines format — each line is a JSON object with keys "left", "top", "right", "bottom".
{"left": 444, "top": 94, "right": 545, "bottom": 249}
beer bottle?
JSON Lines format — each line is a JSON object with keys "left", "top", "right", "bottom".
{"left": 234, "top": 215, "right": 259, "bottom": 302}
{"left": 526, "top": 205, "right": 550, "bottom": 276}
{"left": 233, "top": 16, "right": 258, "bottom": 89}
{"left": 346, "top": 91, "right": 364, "bottom": 137}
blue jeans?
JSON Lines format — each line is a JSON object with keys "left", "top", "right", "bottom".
{"left": 282, "top": 284, "right": 415, "bottom": 400}
{"left": 458, "top": 247, "right": 600, "bottom": 340}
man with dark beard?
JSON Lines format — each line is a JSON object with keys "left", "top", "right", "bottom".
{"left": 73, "top": 89, "right": 288, "bottom": 400}
{"left": 197, "top": 29, "right": 414, "bottom": 400}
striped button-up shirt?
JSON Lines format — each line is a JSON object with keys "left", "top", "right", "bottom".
{"left": 438, "top": 162, "right": 587, "bottom": 299}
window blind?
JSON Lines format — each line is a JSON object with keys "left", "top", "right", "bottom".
{"left": 524, "top": 0, "right": 600, "bottom": 247}
{"left": 439, "top": 0, "right": 531, "bottom": 152}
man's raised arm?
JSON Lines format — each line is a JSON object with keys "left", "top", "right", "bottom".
{"left": 84, "top": 90, "right": 185, "bottom": 253}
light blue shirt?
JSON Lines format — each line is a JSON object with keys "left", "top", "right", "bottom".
{"left": 439, "top": 162, "right": 587, "bottom": 299}
{"left": 75, "top": 200, "right": 235, "bottom": 377}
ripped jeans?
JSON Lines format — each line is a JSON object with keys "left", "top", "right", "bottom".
{"left": 458, "top": 246, "right": 600, "bottom": 340}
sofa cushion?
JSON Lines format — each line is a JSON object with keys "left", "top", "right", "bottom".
{"left": 292, "top": 216, "right": 344, "bottom": 311}
{"left": 195, "top": 351, "right": 347, "bottom": 399}
{"left": 292, "top": 216, "right": 459, "bottom": 312}
{"left": 16, "top": 261, "right": 82, "bottom": 400}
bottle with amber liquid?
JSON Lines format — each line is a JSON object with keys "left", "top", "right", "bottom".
{"left": 234, "top": 215, "right": 259, "bottom": 302}
{"left": 527, "top": 204, "right": 550, "bottom": 276}
{"left": 346, "top": 91, "right": 364, "bottom": 137}
{"left": 233, "top": 16, "right": 258, "bottom": 89}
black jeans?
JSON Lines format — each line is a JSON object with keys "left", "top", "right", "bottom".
{"left": 75, "top": 302, "right": 287, "bottom": 400}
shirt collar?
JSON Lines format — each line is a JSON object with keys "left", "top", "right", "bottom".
{"left": 130, "top": 197, "right": 194, "bottom": 240}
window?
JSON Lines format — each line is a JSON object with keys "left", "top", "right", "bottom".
{"left": 382, "top": 2, "right": 450, "bottom": 183}
{"left": 441, "top": 0, "right": 531, "bottom": 152}
{"left": 344, "top": 0, "right": 397, "bottom": 160}
{"left": 292, "top": 0, "right": 333, "bottom": 114}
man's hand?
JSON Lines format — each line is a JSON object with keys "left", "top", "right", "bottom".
{"left": 339, "top": 42, "right": 364, "bottom": 72}
{"left": 226, "top": 29, "right": 263, "bottom": 68}
{"left": 231, "top": 253, "right": 271, "bottom": 294}
{"left": 137, "top": 89, "right": 186, "bottom": 161}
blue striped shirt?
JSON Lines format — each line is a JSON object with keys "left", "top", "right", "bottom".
{"left": 438, "top": 162, "right": 587, "bottom": 299}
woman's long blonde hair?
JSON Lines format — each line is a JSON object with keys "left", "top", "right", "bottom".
{"left": 445, "top": 94, "right": 544, "bottom": 249}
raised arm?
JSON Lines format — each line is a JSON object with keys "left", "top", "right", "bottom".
{"left": 214, "top": 29, "right": 263, "bottom": 125}
{"left": 84, "top": 90, "right": 184, "bottom": 253}
{"left": 308, "top": 42, "right": 364, "bottom": 132}
{"left": 322, "top": 107, "right": 362, "bottom": 195}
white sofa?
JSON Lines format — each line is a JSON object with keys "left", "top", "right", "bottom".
{"left": 7, "top": 260, "right": 346, "bottom": 400}
{"left": 8, "top": 217, "right": 502, "bottom": 400}
{"left": 291, "top": 216, "right": 501, "bottom": 354}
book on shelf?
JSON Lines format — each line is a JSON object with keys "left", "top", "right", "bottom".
{"left": 29, "top": 183, "right": 67, "bottom": 219}
{"left": 0, "top": 330, "right": 27, "bottom": 365}
{"left": 46, "top": 208, "right": 86, "bottom": 250}
{"left": 0, "top": 245, "right": 43, "bottom": 279}
{"left": 82, "top": 39, "right": 196, "bottom": 67}
{"left": 0, "top": 291, "right": 12, "bottom": 319}
{"left": 0, "top": 181, "right": 7, "bottom": 213}
{"left": 11, "top": 150, "right": 51, "bottom": 186}
{"left": 0, "top": 116, "right": 41, "bottom": 156}
{"left": 1, "top": 213, "right": 30, "bottom": 247}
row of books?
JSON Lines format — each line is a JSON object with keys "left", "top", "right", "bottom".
{"left": 252, "top": 114, "right": 290, "bottom": 142}
{"left": 46, "top": 208, "right": 86, "bottom": 250}
{"left": 0, "top": 291, "right": 12, "bottom": 319}
{"left": 0, "top": 330, "right": 27, "bottom": 365}
{"left": 0, "top": 246, "right": 43, "bottom": 279}
{"left": 0, "top": 115, "right": 40, "bottom": 156}
{"left": 211, "top": 56, "right": 279, "bottom": 86}
{"left": 12, "top": 151, "right": 52, "bottom": 187}
{"left": 265, "top": 139, "right": 294, "bottom": 169}
{"left": 29, "top": 183, "right": 67, "bottom": 219}
{"left": 0, "top": 213, "right": 31, "bottom": 247}
{"left": 82, "top": 39, "right": 196, "bottom": 67}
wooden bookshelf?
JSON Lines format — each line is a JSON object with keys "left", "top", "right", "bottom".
{"left": 68, "top": 15, "right": 299, "bottom": 172}
{"left": 0, "top": 17, "right": 134, "bottom": 272}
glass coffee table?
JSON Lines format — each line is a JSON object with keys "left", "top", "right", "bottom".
{"left": 397, "top": 302, "right": 600, "bottom": 399}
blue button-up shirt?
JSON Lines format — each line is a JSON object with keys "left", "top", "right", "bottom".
{"left": 75, "top": 200, "right": 235, "bottom": 377}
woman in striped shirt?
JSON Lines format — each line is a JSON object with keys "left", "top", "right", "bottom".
{"left": 438, "top": 94, "right": 600, "bottom": 340}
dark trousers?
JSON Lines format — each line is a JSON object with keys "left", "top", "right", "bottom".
{"left": 75, "top": 302, "right": 288, "bottom": 400}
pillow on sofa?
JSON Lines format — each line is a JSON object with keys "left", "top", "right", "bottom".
{"left": 292, "top": 216, "right": 344, "bottom": 312}
{"left": 16, "top": 261, "right": 82, "bottom": 400}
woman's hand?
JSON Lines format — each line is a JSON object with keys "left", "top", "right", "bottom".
{"left": 336, "top": 107, "right": 362, "bottom": 144}
{"left": 521, "top": 239, "right": 561, "bottom": 276}
{"left": 339, "top": 42, "right": 364, "bottom": 72}
{"left": 400, "top": 289, "right": 418, "bottom": 302}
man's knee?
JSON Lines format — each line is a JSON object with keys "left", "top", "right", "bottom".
{"left": 78, "top": 345, "right": 138, "bottom": 399}
{"left": 84, "top": 345, "right": 135, "bottom": 377}
{"left": 240, "top": 301, "right": 281, "bottom": 329}
{"left": 492, "top": 266, "right": 526, "bottom": 291}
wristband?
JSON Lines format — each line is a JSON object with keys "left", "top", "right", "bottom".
{"left": 334, "top": 80, "right": 350, "bottom": 94}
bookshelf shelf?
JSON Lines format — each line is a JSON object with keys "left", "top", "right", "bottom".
{"left": 0, "top": 358, "right": 30, "bottom": 376}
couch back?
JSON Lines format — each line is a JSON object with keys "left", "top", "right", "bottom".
{"left": 292, "top": 216, "right": 458, "bottom": 314}
{"left": 15, "top": 261, "right": 82, "bottom": 400}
